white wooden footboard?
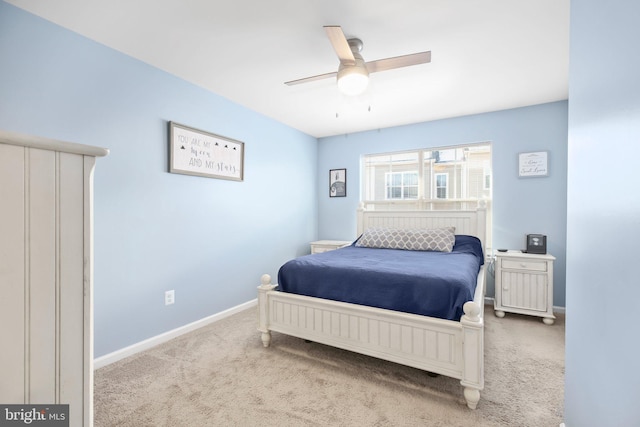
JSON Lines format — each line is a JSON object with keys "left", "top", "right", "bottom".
{"left": 257, "top": 266, "right": 485, "bottom": 409}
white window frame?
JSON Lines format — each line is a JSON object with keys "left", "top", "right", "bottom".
{"left": 434, "top": 173, "right": 449, "bottom": 199}
{"left": 385, "top": 171, "right": 419, "bottom": 200}
{"left": 483, "top": 165, "right": 491, "bottom": 191}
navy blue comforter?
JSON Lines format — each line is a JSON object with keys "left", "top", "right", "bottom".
{"left": 277, "top": 235, "right": 484, "bottom": 321}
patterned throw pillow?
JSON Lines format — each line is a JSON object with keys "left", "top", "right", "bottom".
{"left": 355, "top": 227, "right": 456, "bottom": 252}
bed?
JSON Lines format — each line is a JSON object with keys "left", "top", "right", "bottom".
{"left": 257, "top": 204, "right": 487, "bottom": 409}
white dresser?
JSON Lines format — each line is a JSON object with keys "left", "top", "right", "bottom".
{"left": 310, "top": 240, "right": 351, "bottom": 254}
{"left": 0, "top": 130, "right": 108, "bottom": 426}
{"left": 494, "top": 251, "right": 556, "bottom": 324}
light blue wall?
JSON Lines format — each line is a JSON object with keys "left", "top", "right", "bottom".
{"left": 0, "top": 2, "right": 318, "bottom": 357}
{"left": 0, "top": 0, "right": 570, "bottom": 363}
{"left": 318, "top": 102, "right": 568, "bottom": 306}
{"left": 565, "top": 0, "right": 640, "bottom": 425}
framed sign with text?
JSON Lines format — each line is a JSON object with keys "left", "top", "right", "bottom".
{"left": 518, "top": 151, "right": 548, "bottom": 178}
{"left": 169, "top": 122, "right": 244, "bottom": 181}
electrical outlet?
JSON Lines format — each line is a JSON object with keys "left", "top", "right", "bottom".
{"left": 165, "top": 290, "right": 175, "bottom": 305}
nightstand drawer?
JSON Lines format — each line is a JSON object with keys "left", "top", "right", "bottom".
{"left": 312, "top": 246, "right": 333, "bottom": 254}
{"left": 501, "top": 258, "right": 547, "bottom": 272}
{"left": 310, "top": 240, "right": 351, "bottom": 254}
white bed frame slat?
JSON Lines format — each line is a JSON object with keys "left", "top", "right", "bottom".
{"left": 258, "top": 204, "right": 487, "bottom": 409}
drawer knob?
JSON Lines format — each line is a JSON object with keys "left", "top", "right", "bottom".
{"left": 520, "top": 263, "right": 527, "bottom": 268}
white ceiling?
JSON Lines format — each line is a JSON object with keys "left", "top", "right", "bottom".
{"left": 7, "top": 0, "right": 570, "bottom": 138}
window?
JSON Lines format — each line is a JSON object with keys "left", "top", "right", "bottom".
{"left": 385, "top": 171, "right": 418, "bottom": 199}
{"left": 362, "top": 143, "right": 491, "bottom": 206}
{"left": 435, "top": 173, "right": 448, "bottom": 199}
{"left": 483, "top": 165, "right": 491, "bottom": 190}
{"left": 361, "top": 142, "right": 492, "bottom": 249}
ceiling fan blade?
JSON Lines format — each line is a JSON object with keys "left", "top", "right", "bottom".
{"left": 365, "top": 51, "right": 431, "bottom": 73}
{"left": 324, "top": 25, "right": 356, "bottom": 65}
{"left": 285, "top": 71, "right": 338, "bottom": 86}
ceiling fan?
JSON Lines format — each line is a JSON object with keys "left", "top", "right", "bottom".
{"left": 285, "top": 26, "right": 431, "bottom": 96}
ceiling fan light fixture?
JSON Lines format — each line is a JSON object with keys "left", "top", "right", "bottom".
{"left": 337, "top": 65, "right": 369, "bottom": 96}
{"left": 285, "top": 27, "right": 431, "bottom": 99}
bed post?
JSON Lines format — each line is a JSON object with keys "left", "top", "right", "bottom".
{"left": 257, "top": 274, "right": 277, "bottom": 348}
{"left": 460, "top": 202, "right": 486, "bottom": 410}
{"left": 460, "top": 300, "right": 484, "bottom": 409}
{"left": 356, "top": 202, "right": 366, "bottom": 236}
{"left": 476, "top": 200, "right": 487, "bottom": 254}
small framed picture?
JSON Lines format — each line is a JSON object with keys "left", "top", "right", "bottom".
{"left": 329, "top": 168, "right": 346, "bottom": 197}
{"left": 518, "top": 151, "right": 548, "bottom": 177}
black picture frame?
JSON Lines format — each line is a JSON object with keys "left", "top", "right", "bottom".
{"left": 329, "top": 168, "right": 346, "bottom": 197}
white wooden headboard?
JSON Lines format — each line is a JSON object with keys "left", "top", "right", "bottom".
{"left": 357, "top": 203, "right": 487, "bottom": 252}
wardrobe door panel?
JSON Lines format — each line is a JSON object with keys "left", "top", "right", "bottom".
{"left": 58, "top": 152, "right": 86, "bottom": 424}
{"left": 28, "top": 148, "right": 58, "bottom": 403}
{"left": 0, "top": 144, "right": 26, "bottom": 403}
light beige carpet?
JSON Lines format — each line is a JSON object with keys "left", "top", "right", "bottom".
{"left": 94, "top": 305, "right": 564, "bottom": 426}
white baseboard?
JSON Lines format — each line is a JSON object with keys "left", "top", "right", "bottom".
{"left": 483, "top": 297, "right": 566, "bottom": 314}
{"left": 94, "top": 299, "right": 257, "bottom": 369}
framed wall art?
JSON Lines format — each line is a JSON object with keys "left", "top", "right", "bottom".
{"left": 169, "top": 121, "right": 244, "bottom": 181}
{"left": 518, "top": 151, "right": 548, "bottom": 178}
{"left": 329, "top": 168, "right": 346, "bottom": 197}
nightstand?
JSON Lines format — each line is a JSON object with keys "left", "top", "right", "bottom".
{"left": 310, "top": 240, "right": 351, "bottom": 254}
{"left": 494, "top": 251, "right": 556, "bottom": 324}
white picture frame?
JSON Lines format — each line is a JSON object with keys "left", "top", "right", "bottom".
{"left": 169, "top": 121, "right": 244, "bottom": 181}
{"left": 518, "top": 151, "right": 548, "bottom": 177}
